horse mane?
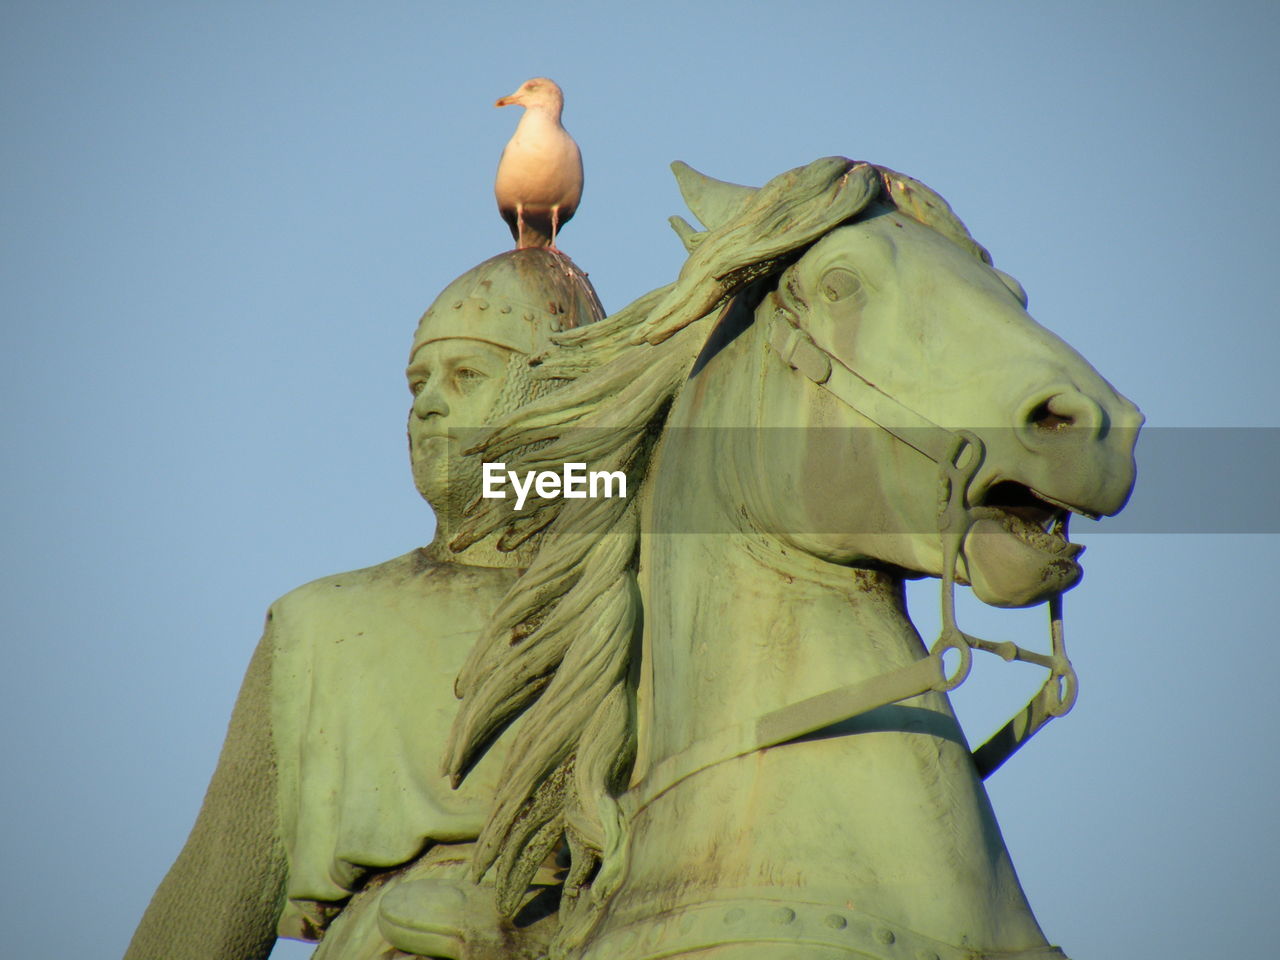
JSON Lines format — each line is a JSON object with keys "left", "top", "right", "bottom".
{"left": 440, "top": 157, "right": 992, "bottom": 925}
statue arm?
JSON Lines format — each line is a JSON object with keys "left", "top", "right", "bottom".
{"left": 124, "top": 615, "right": 288, "bottom": 960}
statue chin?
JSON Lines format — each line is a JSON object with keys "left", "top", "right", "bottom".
{"left": 411, "top": 457, "right": 448, "bottom": 508}
{"left": 962, "top": 516, "right": 1084, "bottom": 608}
{"left": 411, "top": 442, "right": 480, "bottom": 519}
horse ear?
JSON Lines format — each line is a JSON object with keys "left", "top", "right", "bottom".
{"left": 670, "top": 161, "right": 757, "bottom": 231}
{"left": 668, "top": 215, "right": 705, "bottom": 253}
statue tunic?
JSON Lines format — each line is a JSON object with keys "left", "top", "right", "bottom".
{"left": 268, "top": 548, "right": 517, "bottom": 941}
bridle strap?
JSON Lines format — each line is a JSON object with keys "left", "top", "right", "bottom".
{"left": 765, "top": 307, "right": 1077, "bottom": 774}
{"left": 767, "top": 318, "right": 959, "bottom": 464}
{"left": 970, "top": 594, "right": 1077, "bottom": 778}
{"left": 620, "top": 649, "right": 962, "bottom": 820}
{"left": 617, "top": 305, "right": 1079, "bottom": 818}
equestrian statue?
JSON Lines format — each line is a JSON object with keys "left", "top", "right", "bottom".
{"left": 125, "top": 155, "right": 1140, "bottom": 960}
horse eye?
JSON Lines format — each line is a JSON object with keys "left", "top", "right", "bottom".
{"left": 820, "top": 268, "right": 862, "bottom": 302}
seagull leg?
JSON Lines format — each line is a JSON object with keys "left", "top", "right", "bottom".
{"left": 548, "top": 206, "right": 563, "bottom": 253}
{"left": 516, "top": 204, "right": 527, "bottom": 249}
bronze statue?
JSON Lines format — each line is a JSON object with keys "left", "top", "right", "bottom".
{"left": 127, "top": 154, "right": 1141, "bottom": 960}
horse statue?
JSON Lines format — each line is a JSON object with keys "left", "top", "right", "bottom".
{"left": 440, "top": 157, "right": 1142, "bottom": 960}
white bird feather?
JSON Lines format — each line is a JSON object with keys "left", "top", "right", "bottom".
{"left": 494, "top": 77, "right": 582, "bottom": 250}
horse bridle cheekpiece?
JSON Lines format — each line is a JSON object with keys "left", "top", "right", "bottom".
{"left": 763, "top": 292, "right": 1079, "bottom": 774}
{"left": 620, "top": 290, "right": 1080, "bottom": 818}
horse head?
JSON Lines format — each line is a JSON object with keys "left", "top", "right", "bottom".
{"left": 667, "top": 160, "right": 1142, "bottom": 608}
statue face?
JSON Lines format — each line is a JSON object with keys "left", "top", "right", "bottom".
{"left": 407, "top": 338, "right": 514, "bottom": 507}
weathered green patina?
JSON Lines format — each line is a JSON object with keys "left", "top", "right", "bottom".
{"left": 124, "top": 248, "right": 604, "bottom": 960}
{"left": 447, "top": 158, "right": 1141, "bottom": 960}
{"left": 127, "top": 157, "right": 1140, "bottom": 960}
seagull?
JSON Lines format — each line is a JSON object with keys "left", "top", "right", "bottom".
{"left": 494, "top": 77, "right": 582, "bottom": 251}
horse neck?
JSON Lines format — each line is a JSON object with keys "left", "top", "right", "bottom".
{"left": 636, "top": 308, "right": 929, "bottom": 765}
{"left": 638, "top": 519, "right": 924, "bottom": 762}
{"left": 598, "top": 265, "right": 1055, "bottom": 956}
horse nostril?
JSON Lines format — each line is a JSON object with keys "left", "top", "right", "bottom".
{"left": 1021, "top": 390, "right": 1106, "bottom": 441}
{"left": 1029, "top": 396, "right": 1076, "bottom": 431}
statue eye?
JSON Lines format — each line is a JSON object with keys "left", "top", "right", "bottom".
{"left": 820, "top": 268, "right": 862, "bottom": 302}
{"left": 455, "top": 368, "right": 486, "bottom": 390}
{"left": 409, "top": 378, "right": 426, "bottom": 396}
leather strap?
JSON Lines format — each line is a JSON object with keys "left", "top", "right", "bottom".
{"left": 620, "top": 308, "right": 1075, "bottom": 799}
{"left": 622, "top": 650, "right": 963, "bottom": 818}
{"left": 621, "top": 304, "right": 1080, "bottom": 818}
{"left": 768, "top": 319, "right": 958, "bottom": 465}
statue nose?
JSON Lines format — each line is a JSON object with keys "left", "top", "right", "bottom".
{"left": 1016, "top": 388, "right": 1107, "bottom": 449}
{"left": 413, "top": 387, "right": 449, "bottom": 420}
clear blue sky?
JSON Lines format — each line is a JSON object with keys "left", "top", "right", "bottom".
{"left": 2, "top": 2, "right": 1277, "bottom": 957}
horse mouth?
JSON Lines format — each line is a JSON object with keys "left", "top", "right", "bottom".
{"left": 971, "top": 481, "right": 1084, "bottom": 560}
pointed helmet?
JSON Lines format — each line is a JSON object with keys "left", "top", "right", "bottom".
{"left": 411, "top": 248, "right": 604, "bottom": 358}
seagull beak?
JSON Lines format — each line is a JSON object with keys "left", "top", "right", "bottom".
{"left": 495, "top": 94, "right": 517, "bottom": 108}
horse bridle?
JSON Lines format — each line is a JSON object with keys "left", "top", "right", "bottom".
{"left": 620, "top": 295, "right": 1078, "bottom": 818}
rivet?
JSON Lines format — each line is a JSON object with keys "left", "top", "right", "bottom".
{"left": 499, "top": 304, "right": 511, "bottom": 314}
{"left": 523, "top": 312, "right": 534, "bottom": 322}
{"left": 875, "top": 927, "right": 895, "bottom": 945}
{"left": 452, "top": 300, "right": 463, "bottom": 310}
{"left": 771, "top": 907, "right": 796, "bottom": 924}
{"left": 723, "top": 907, "right": 745, "bottom": 926}
{"left": 915, "top": 951, "right": 940, "bottom": 960}
{"left": 824, "top": 914, "right": 847, "bottom": 930}
{"left": 477, "top": 299, "right": 489, "bottom": 310}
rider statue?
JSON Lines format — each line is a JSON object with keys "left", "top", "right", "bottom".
{"left": 124, "top": 248, "right": 604, "bottom": 960}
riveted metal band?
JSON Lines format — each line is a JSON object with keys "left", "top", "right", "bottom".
{"left": 410, "top": 248, "right": 604, "bottom": 357}
{"left": 579, "top": 893, "right": 1072, "bottom": 960}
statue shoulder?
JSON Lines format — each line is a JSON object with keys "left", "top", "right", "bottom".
{"left": 265, "top": 549, "right": 519, "bottom": 645}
